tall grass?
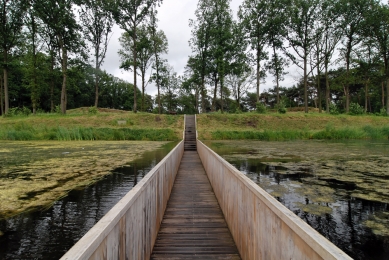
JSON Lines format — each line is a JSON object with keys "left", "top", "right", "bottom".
{"left": 210, "top": 125, "right": 389, "bottom": 141}
{"left": 0, "top": 125, "right": 178, "bottom": 141}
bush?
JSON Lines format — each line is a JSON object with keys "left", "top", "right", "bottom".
{"left": 349, "top": 102, "right": 364, "bottom": 115}
{"left": 3, "top": 107, "right": 31, "bottom": 117}
{"left": 21, "top": 107, "right": 31, "bottom": 116}
{"left": 256, "top": 102, "right": 267, "bottom": 114}
{"left": 88, "top": 106, "right": 98, "bottom": 114}
{"left": 54, "top": 105, "right": 61, "bottom": 114}
{"left": 276, "top": 101, "right": 287, "bottom": 114}
{"left": 329, "top": 103, "right": 339, "bottom": 115}
{"left": 379, "top": 108, "right": 388, "bottom": 117}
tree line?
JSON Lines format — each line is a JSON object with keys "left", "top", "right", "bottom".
{"left": 185, "top": 0, "right": 389, "bottom": 115}
{"left": 1, "top": 0, "right": 389, "bottom": 116}
{"left": 0, "top": 0, "right": 169, "bottom": 115}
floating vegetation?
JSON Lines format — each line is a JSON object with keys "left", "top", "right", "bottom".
{"left": 365, "top": 212, "right": 389, "bottom": 236}
{"left": 0, "top": 141, "right": 170, "bottom": 219}
{"left": 205, "top": 139, "right": 389, "bottom": 258}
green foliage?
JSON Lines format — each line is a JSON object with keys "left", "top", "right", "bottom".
{"left": 0, "top": 126, "right": 178, "bottom": 141}
{"left": 210, "top": 125, "right": 389, "bottom": 141}
{"left": 276, "top": 101, "right": 287, "bottom": 114}
{"left": 349, "top": 102, "right": 364, "bottom": 115}
{"left": 256, "top": 102, "right": 267, "bottom": 114}
{"left": 3, "top": 107, "right": 31, "bottom": 117}
{"left": 88, "top": 106, "right": 98, "bottom": 114}
{"left": 54, "top": 105, "right": 61, "bottom": 114}
{"left": 379, "top": 108, "right": 388, "bottom": 117}
{"left": 329, "top": 103, "right": 339, "bottom": 115}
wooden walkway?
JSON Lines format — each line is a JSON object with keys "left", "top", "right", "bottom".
{"left": 151, "top": 151, "right": 241, "bottom": 259}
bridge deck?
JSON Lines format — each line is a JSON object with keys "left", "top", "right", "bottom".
{"left": 151, "top": 151, "right": 241, "bottom": 260}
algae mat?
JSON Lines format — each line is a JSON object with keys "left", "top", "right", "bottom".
{"left": 0, "top": 141, "right": 170, "bottom": 219}
{"left": 205, "top": 140, "right": 389, "bottom": 259}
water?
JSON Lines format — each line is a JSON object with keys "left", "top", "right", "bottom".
{"left": 205, "top": 140, "right": 389, "bottom": 260}
{"left": 0, "top": 142, "right": 177, "bottom": 260}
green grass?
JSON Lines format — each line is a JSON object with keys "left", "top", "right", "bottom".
{"left": 0, "top": 125, "right": 178, "bottom": 141}
{"left": 198, "top": 112, "right": 389, "bottom": 140}
{"left": 0, "top": 110, "right": 184, "bottom": 141}
{"left": 210, "top": 126, "right": 389, "bottom": 141}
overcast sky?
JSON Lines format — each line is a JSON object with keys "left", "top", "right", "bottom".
{"left": 101, "top": 0, "right": 298, "bottom": 97}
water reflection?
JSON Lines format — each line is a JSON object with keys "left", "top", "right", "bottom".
{"left": 0, "top": 142, "right": 176, "bottom": 260}
{"left": 206, "top": 140, "right": 389, "bottom": 260}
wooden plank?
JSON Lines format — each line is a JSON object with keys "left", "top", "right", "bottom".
{"left": 151, "top": 151, "right": 241, "bottom": 259}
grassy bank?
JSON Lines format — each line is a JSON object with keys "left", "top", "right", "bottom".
{"left": 197, "top": 113, "right": 389, "bottom": 140}
{"left": 0, "top": 109, "right": 184, "bottom": 141}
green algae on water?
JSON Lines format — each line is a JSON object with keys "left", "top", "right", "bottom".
{"left": 0, "top": 141, "right": 171, "bottom": 219}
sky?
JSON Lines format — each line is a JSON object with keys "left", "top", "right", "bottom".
{"left": 101, "top": 0, "right": 297, "bottom": 97}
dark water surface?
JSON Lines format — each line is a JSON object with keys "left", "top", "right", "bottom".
{"left": 205, "top": 140, "right": 389, "bottom": 260}
{"left": 0, "top": 142, "right": 177, "bottom": 260}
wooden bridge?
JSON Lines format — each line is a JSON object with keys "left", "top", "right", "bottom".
{"left": 61, "top": 115, "right": 351, "bottom": 260}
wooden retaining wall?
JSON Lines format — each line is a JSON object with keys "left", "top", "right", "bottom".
{"left": 61, "top": 140, "right": 184, "bottom": 260}
{"left": 197, "top": 139, "right": 352, "bottom": 260}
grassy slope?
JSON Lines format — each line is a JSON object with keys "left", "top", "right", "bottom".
{"left": 197, "top": 112, "right": 389, "bottom": 140}
{"left": 1, "top": 109, "right": 389, "bottom": 141}
{"left": 0, "top": 109, "right": 184, "bottom": 141}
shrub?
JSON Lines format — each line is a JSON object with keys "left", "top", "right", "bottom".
{"left": 21, "top": 107, "right": 31, "bottom": 116}
{"left": 379, "top": 108, "right": 388, "bottom": 117}
{"left": 54, "top": 105, "right": 61, "bottom": 114}
{"left": 329, "top": 103, "right": 339, "bottom": 115}
{"left": 349, "top": 102, "right": 364, "bottom": 115}
{"left": 276, "top": 101, "right": 287, "bottom": 114}
{"left": 256, "top": 102, "right": 267, "bottom": 114}
{"left": 88, "top": 106, "right": 98, "bottom": 114}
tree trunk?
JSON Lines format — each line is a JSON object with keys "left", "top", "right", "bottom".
{"left": 132, "top": 26, "right": 137, "bottom": 113}
{"left": 317, "top": 70, "right": 322, "bottom": 113}
{"left": 382, "top": 81, "right": 385, "bottom": 109}
{"left": 304, "top": 56, "right": 308, "bottom": 113}
{"left": 325, "top": 63, "right": 330, "bottom": 113}
{"left": 345, "top": 41, "right": 352, "bottom": 113}
{"left": 32, "top": 15, "right": 38, "bottom": 115}
{"left": 220, "top": 77, "right": 223, "bottom": 114}
{"left": 3, "top": 49, "right": 9, "bottom": 114}
{"left": 256, "top": 46, "right": 260, "bottom": 103}
{"left": 0, "top": 74, "right": 3, "bottom": 115}
{"left": 50, "top": 52, "right": 55, "bottom": 113}
{"left": 158, "top": 84, "right": 161, "bottom": 114}
{"left": 195, "top": 86, "right": 199, "bottom": 114}
{"left": 364, "top": 82, "right": 368, "bottom": 113}
{"left": 212, "top": 76, "right": 218, "bottom": 112}
{"left": 386, "top": 78, "right": 389, "bottom": 114}
{"left": 94, "top": 44, "right": 100, "bottom": 108}
{"left": 201, "top": 76, "right": 205, "bottom": 113}
{"left": 60, "top": 44, "right": 68, "bottom": 114}
{"left": 141, "top": 72, "right": 145, "bottom": 112}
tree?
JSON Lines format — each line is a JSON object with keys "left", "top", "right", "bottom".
{"left": 119, "top": 25, "right": 154, "bottom": 112}
{"left": 149, "top": 8, "right": 168, "bottom": 114}
{"left": 285, "top": 0, "right": 320, "bottom": 113}
{"left": 33, "top": 0, "right": 82, "bottom": 114}
{"left": 238, "top": 0, "right": 270, "bottom": 103}
{"left": 366, "top": 1, "right": 389, "bottom": 114}
{"left": 78, "top": 0, "right": 113, "bottom": 108}
{"left": 189, "top": 0, "right": 213, "bottom": 113}
{"left": 0, "top": 0, "right": 26, "bottom": 114}
{"left": 109, "top": 0, "right": 163, "bottom": 113}
{"left": 226, "top": 68, "right": 255, "bottom": 110}
{"left": 320, "top": 0, "right": 342, "bottom": 113}
{"left": 337, "top": 0, "right": 372, "bottom": 113}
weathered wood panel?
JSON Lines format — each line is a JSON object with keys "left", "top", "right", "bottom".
{"left": 61, "top": 140, "right": 184, "bottom": 260}
{"left": 150, "top": 151, "right": 240, "bottom": 259}
{"left": 197, "top": 139, "right": 352, "bottom": 260}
